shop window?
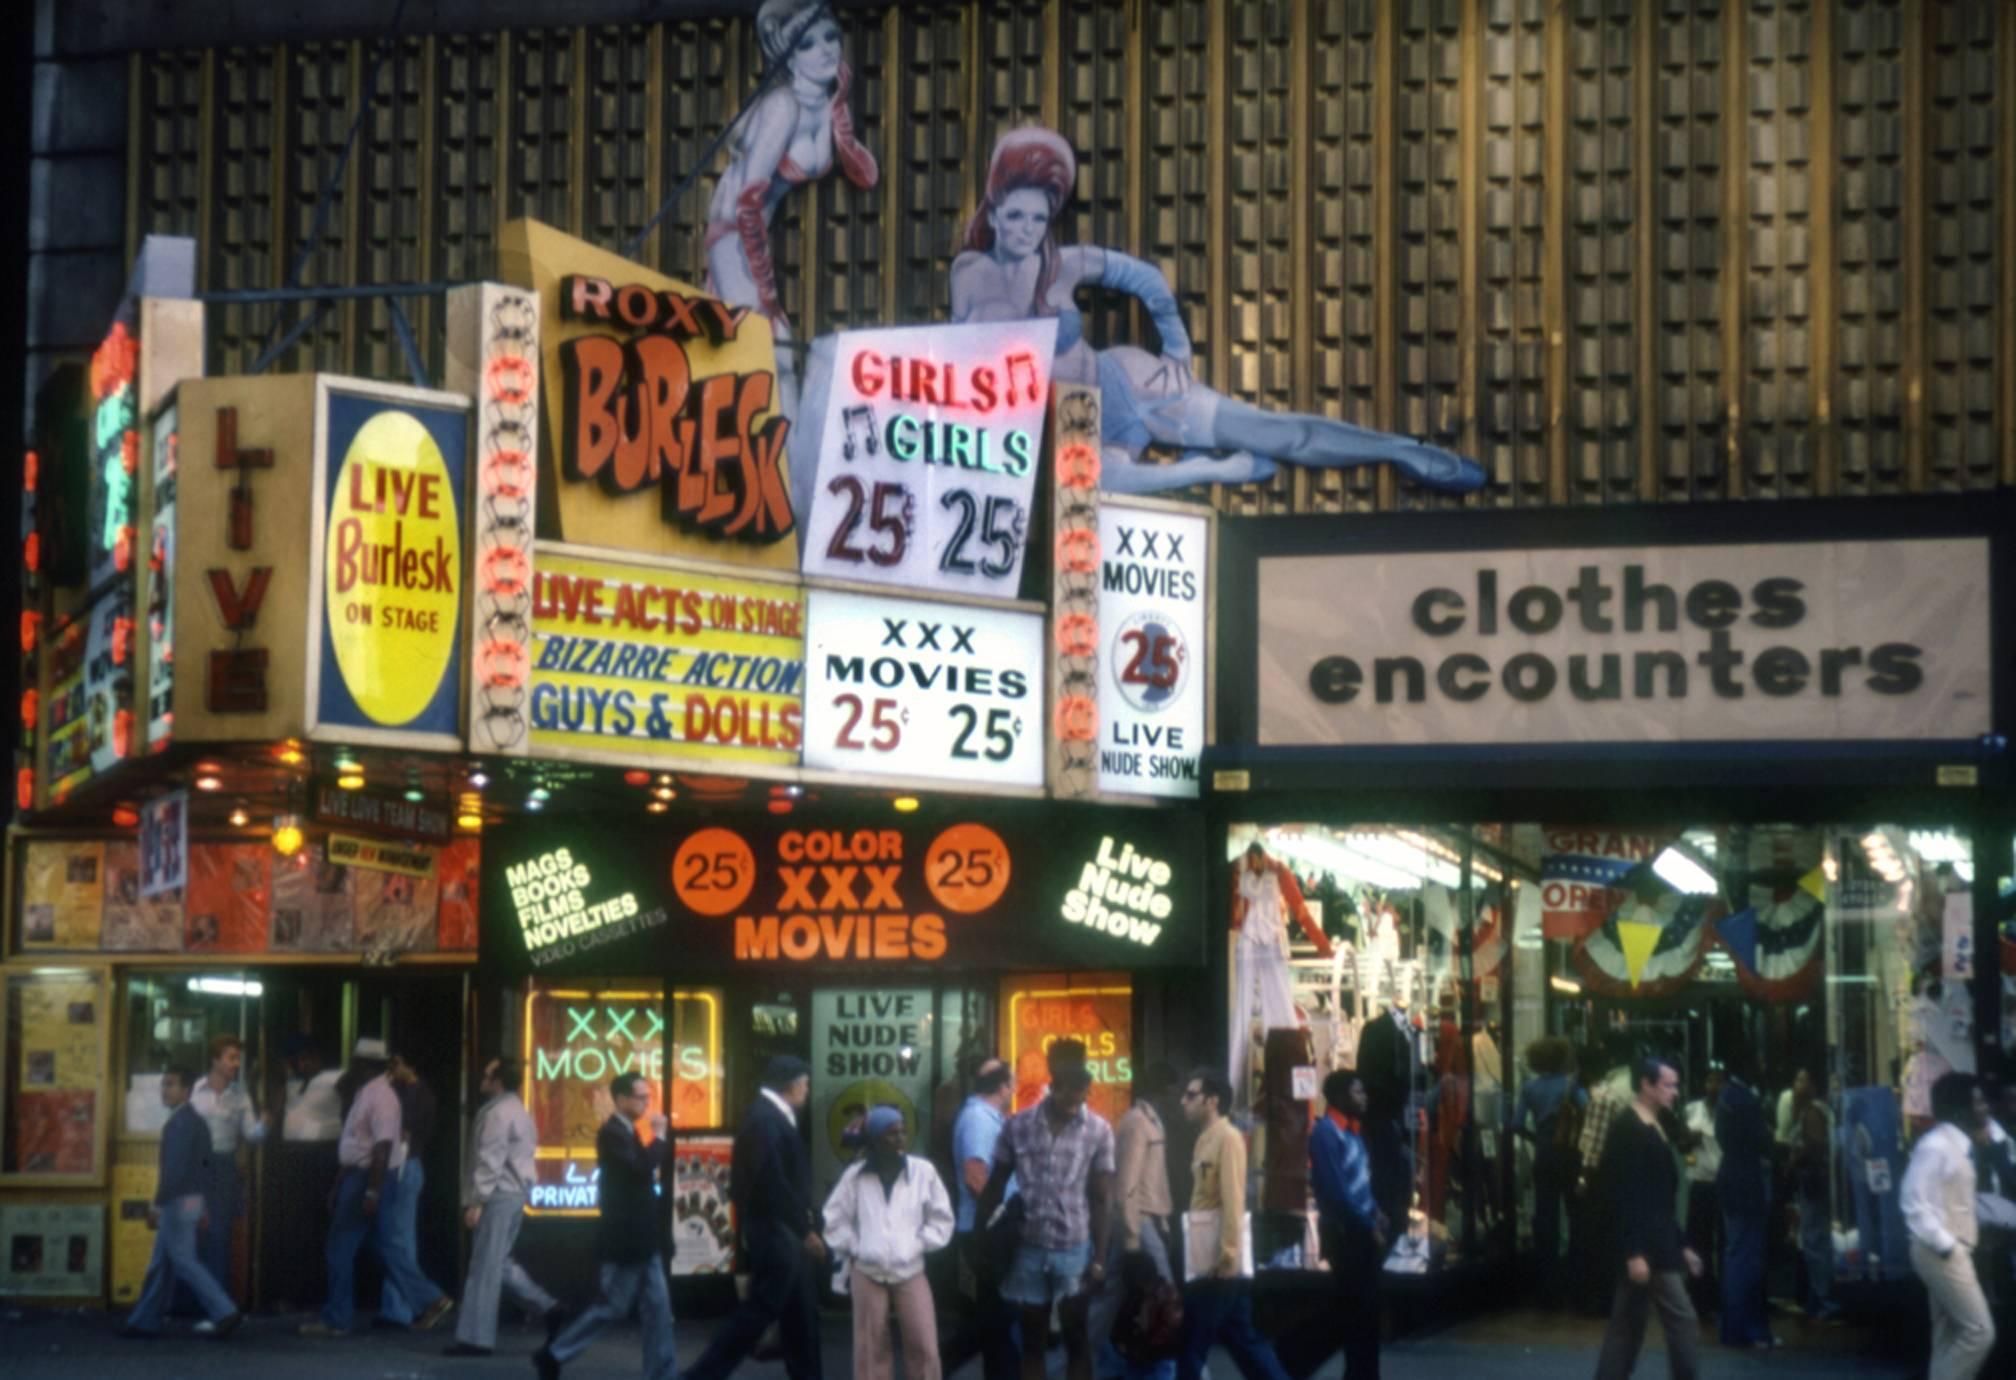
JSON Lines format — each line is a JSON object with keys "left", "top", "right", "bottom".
{"left": 522, "top": 980, "right": 722, "bottom": 1216}
{"left": 119, "top": 970, "right": 264, "bottom": 1137}
{"left": 998, "top": 973, "right": 1132, "bottom": 1127}
{"left": 810, "top": 985, "right": 937, "bottom": 1189}
{"left": 2, "top": 967, "right": 110, "bottom": 1180}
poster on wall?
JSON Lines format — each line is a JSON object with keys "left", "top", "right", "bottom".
{"left": 109, "top": 1163, "right": 157, "bottom": 1303}
{"left": 670, "top": 1136, "right": 734, "bottom": 1276}
{"left": 802, "top": 589, "right": 1044, "bottom": 789}
{"left": 42, "top": 616, "right": 90, "bottom": 803}
{"left": 0, "top": 1204, "right": 103, "bottom": 1296}
{"left": 138, "top": 790, "right": 187, "bottom": 898}
{"left": 145, "top": 401, "right": 177, "bottom": 752}
{"left": 529, "top": 549, "right": 805, "bottom": 769}
{"left": 309, "top": 379, "right": 470, "bottom": 747}
{"left": 103, "top": 841, "right": 185, "bottom": 951}
{"left": 498, "top": 219, "right": 796, "bottom": 567}
{"left": 798, "top": 321, "right": 1056, "bottom": 599}
{"left": 1255, "top": 538, "right": 1995, "bottom": 747}
{"left": 999, "top": 975, "right": 1133, "bottom": 1127}
{"left": 269, "top": 845, "right": 357, "bottom": 952}
{"left": 20, "top": 841, "right": 105, "bottom": 949}
{"left": 810, "top": 987, "right": 933, "bottom": 1189}
{"left": 1096, "top": 502, "right": 1208, "bottom": 798}
{"left": 481, "top": 801, "right": 1205, "bottom": 977}
{"left": 84, "top": 586, "right": 135, "bottom": 778}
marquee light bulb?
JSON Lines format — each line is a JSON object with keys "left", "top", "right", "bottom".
{"left": 647, "top": 801, "right": 669, "bottom": 814}
{"left": 271, "top": 815, "right": 305, "bottom": 856}
{"left": 403, "top": 789, "right": 425, "bottom": 803}
{"left": 654, "top": 787, "right": 676, "bottom": 801}
{"left": 457, "top": 812, "right": 483, "bottom": 831}
{"left": 195, "top": 775, "right": 222, "bottom": 793}
{"left": 468, "top": 771, "right": 490, "bottom": 789}
{"left": 228, "top": 807, "right": 250, "bottom": 828}
{"left": 893, "top": 797, "right": 920, "bottom": 813}
{"left": 337, "top": 772, "right": 365, "bottom": 790}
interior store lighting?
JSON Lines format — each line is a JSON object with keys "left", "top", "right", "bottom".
{"left": 188, "top": 977, "right": 264, "bottom": 998}
{"left": 1549, "top": 975, "right": 1583, "bottom": 994}
{"left": 1651, "top": 845, "right": 1719, "bottom": 896}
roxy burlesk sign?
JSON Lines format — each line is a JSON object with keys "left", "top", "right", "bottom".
{"left": 479, "top": 802, "right": 1205, "bottom": 978}
{"left": 1257, "top": 538, "right": 1995, "bottom": 746}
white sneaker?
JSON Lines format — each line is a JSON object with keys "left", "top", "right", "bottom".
{"left": 193, "top": 1320, "right": 217, "bottom": 1335}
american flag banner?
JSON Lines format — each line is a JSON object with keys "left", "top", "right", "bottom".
{"left": 1539, "top": 828, "right": 1676, "bottom": 940}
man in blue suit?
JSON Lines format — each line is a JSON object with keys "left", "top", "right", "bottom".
{"left": 120, "top": 1066, "right": 243, "bottom": 1339}
{"left": 1715, "top": 1048, "right": 1776, "bottom": 1349}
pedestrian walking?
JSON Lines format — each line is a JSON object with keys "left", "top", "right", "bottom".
{"left": 381, "top": 1052, "right": 450, "bottom": 1327}
{"left": 1785, "top": 1068, "right": 1840, "bottom": 1321}
{"left": 1714, "top": 1051, "right": 1775, "bottom": 1348}
{"left": 681, "top": 1056, "right": 825, "bottom": 1380}
{"left": 535, "top": 1071, "right": 677, "bottom": 1379}
{"left": 1902, "top": 1072, "right": 1996, "bottom": 1380}
{"left": 941, "top": 1056, "right": 1020, "bottom": 1380}
{"left": 300, "top": 1038, "right": 454, "bottom": 1338}
{"left": 823, "top": 1104, "right": 955, "bottom": 1380}
{"left": 1592, "top": 1055, "right": 1703, "bottom": 1380}
{"left": 1173, "top": 1069, "right": 1291, "bottom": 1380}
{"left": 1681, "top": 1065, "right": 1724, "bottom": 1317}
{"left": 1309, "top": 1069, "right": 1387, "bottom": 1380}
{"left": 1515, "top": 1036, "right": 1585, "bottom": 1307}
{"left": 444, "top": 1057, "right": 562, "bottom": 1358}
{"left": 189, "top": 1034, "right": 272, "bottom": 1294}
{"left": 977, "top": 1039, "right": 1116, "bottom": 1380}
{"left": 1091, "top": 1064, "right": 1176, "bottom": 1377}
{"left": 119, "top": 1066, "right": 243, "bottom": 1340}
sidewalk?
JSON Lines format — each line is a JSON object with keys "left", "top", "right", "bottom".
{"left": 0, "top": 1304, "right": 1917, "bottom": 1379}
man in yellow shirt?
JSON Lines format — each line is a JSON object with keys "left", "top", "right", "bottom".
{"left": 1176, "top": 1070, "right": 1291, "bottom": 1380}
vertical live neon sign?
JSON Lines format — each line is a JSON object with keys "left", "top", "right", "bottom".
{"left": 89, "top": 322, "right": 140, "bottom": 591}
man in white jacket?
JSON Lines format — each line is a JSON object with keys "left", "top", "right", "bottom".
{"left": 824, "top": 1105, "right": 955, "bottom": 1380}
{"left": 1902, "top": 1071, "right": 1996, "bottom": 1380}
{"left": 445, "top": 1057, "right": 562, "bottom": 1357}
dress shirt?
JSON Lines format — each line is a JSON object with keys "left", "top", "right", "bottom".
{"left": 283, "top": 1068, "right": 344, "bottom": 1142}
{"left": 822, "top": 1154, "right": 955, "bottom": 1285}
{"left": 1684, "top": 1098, "right": 1722, "bottom": 1183}
{"left": 338, "top": 1072, "right": 404, "bottom": 1170}
{"left": 993, "top": 1096, "right": 1116, "bottom": 1252}
{"left": 761, "top": 1087, "right": 799, "bottom": 1124}
{"left": 465, "top": 1090, "right": 540, "bottom": 1205}
{"left": 1902, "top": 1121, "right": 1979, "bottom": 1258}
{"left": 191, "top": 1076, "right": 267, "bottom": 1154}
{"left": 1189, "top": 1116, "right": 1248, "bottom": 1274}
{"left": 952, "top": 1095, "right": 1012, "bottom": 1232}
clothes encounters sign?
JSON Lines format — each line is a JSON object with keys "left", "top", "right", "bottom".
{"left": 798, "top": 320, "right": 1057, "bottom": 598}
{"left": 1097, "top": 502, "right": 1207, "bottom": 797}
{"left": 802, "top": 589, "right": 1044, "bottom": 789}
{"left": 529, "top": 548, "right": 805, "bottom": 769}
{"left": 480, "top": 802, "right": 1205, "bottom": 977}
{"left": 311, "top": 380, "right": 470, "bottom": 746}
{"left": 1257, "top": 538, "right": 1993, "bottom": 745}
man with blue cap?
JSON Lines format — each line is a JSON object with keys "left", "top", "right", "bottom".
{"left": 824, "top": 1105, "right": 955, "bottom": 1380}
{"left": 683, "top": 1056, "right": 825, "bottom": 1380}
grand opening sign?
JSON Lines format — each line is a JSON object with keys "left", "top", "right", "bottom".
{"left": 480, "top": 802, "right": 1205, "bottom": 977}
{"left": 799, "top": 321, "right": 1056, "bottom": 598}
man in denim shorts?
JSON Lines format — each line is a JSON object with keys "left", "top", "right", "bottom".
{"left": 978, "top": 1040, "right": 1116, "bottom": 1380}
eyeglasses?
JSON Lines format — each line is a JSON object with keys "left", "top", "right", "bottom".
{"left": 1180, "top": 1088, "right": 1203, "bottom": 1101}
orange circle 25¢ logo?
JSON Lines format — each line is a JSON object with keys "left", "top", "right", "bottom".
{"left": 672, "top": 828, "right": 756, "bottom": 916}
{"left": 924, "top": 823, "right": 1011, "bottom": 915}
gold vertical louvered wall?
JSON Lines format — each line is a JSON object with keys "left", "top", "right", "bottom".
{"left": 127, "top": 0, "right": 2012, "bottom": 509}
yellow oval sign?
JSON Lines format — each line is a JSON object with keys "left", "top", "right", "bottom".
{"left": 325, "top": 410, "right": 461, "bottom": 726}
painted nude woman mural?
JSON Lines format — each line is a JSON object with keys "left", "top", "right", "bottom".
{"left": 706, "top": 0, "right": 878, "bottom": 417}
{"left": 950, "top": 127, "right": 1485, "bottom": 494}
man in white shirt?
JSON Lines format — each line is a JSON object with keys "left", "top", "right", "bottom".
{"left": 446, "top": 1057, "right": 561, "bottom": 1357}
{"left": 282, "top": 1035, "right": 344, "bottom": 1143}
{"left": 1902, "top": 1071, "right": 1996, "bottom": 1380}
{"left": 189, "top": 1034, "right": 272, "bottom": 1295}
{"left": 267, "top": 1034, "right": 344, "bottom": 1312}
{"left": 1682, "top": 1066, "right": 1725, "bottom": 1309}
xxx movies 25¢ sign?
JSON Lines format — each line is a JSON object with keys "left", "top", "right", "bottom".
{"left": 802, "top": 589, "right": 1045, "bottom": 789}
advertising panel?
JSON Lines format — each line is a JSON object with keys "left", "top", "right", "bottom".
{"left": 41, "top": 615, "right": 90, "bottom": 801}
{"left": 85, "top": 321, "right": 140, "bottom": 596}
{"left": 481, "top": 802, "right": 1206, "bottom": 977}
{"left": 499, "top": 219, "right": 796, "bottom": 568}
{"left": 1256, "top": 537, "right": 1995, "bottom": 746}
{"left": 84, "top": 586, "right": 135, "bottom": 778}
{"left": 144, "top": 401, "right": 177, "bottom": 751}
{"left": 522, "top": 983, "right": 722, "bottom": 1215}
{"left": 529, "top": 548, "right": 805, "bottom": 770}
{"left": 138, "top": 790, "right": 187, "bottom": 898}
{"left": 1000, "top": 975, "right": 1133, "bottom": 1127}
{"left": 311, "top": 379, "right": 470, "bottom": 746}
{"left": 810, "top": 987, "right": 933, "bottom": 1188}
{"left": 802, "top": 589, "right": 1044, "bottom": 790}
{"left": 1096, "top": 502, "right": 1208, "bottom": 797}
{"left": 0, "top": 1204, "right": 103, "bottom": 1296}
{"left": 798, "top": 321, "right": 1056, "bottom": 599}
{"left": 109, "top": 1163, "right": 157, "bottom": 1304}
{"left": 669, "top": 1136, "right": 734, "bottom": 1276}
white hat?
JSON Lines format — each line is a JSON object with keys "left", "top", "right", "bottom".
{"left": 352, "top": 1037, "right": 389, "bottom": 1060}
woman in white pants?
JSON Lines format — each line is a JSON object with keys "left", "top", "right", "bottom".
{"left": 1902, "top": 1072, "right": 1996, "bottom": 1380}
{"left": 823, "top": 1105, "right": 955, "bottom": 1380}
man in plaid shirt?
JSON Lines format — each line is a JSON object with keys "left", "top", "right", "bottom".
{"left": 977, "top": 1040, "right": 1116, "bottom": 1380}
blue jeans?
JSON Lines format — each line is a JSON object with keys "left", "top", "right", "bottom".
{"left": 1175, "top": 1283, "right": 1291, "bottom": 1380}
{"left": 1003, "top": 1239, "right": 1094, "bottom": 1308}
{"left": 377, "top": 1159, "right": 439, "bottom": 1324}
{"left": 127, "top": 1194, "right": 237, "bottom": 1332}
{"left": 199, "top": 1154, "right": 241, "bottom": 1290}
{"left": 1720, "top": 1200, "right": 1771, "bottom": 1345}
{"left": 322, "top": 1167, "right": 443, "bottom": 1331}
{"left": 1797, "top": 1188, "right": 1835, "bottom": 1315}
{"left": 551, "top": 1256, "right": 676, "bottom": 1380}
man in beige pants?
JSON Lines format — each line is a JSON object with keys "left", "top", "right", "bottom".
{"left": 1903, "top": 1071, "right": 1996, "bottom": 1380}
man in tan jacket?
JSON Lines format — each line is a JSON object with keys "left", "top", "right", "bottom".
{"left": 1175, "top": 1070, "right": 1291, "bottom": 1380}
{"left": 1089, "top": 1064, "right": 1176, "bottom": 1369}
